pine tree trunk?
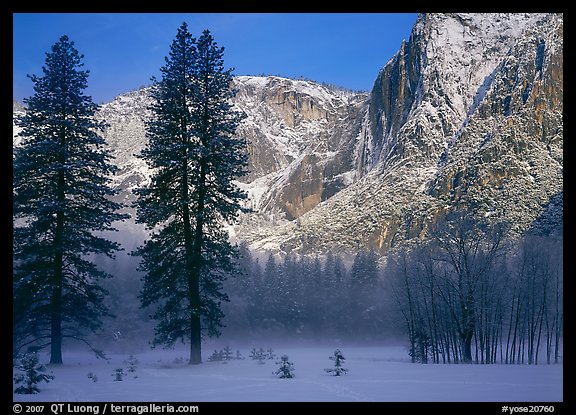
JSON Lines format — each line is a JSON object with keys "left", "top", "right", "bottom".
{"left": 188, "top": 257, "right": 203, "bottom": 364}
{"left": 177, "top": 105, "right": 204, "bottom": 366}
{"left": 188, "top": 156, "right": 208, "bottom": 365}
{"left": 189, "top": 311, "right": 202, "bottom": 365}
{"left": 182, "top": 168, "right": 203, "bottom": 365}
{"left": 50, "top": 166, "right": 65, "bottom": 365}
{"left": 49, "top": 282, "right": 63, "bottom": 365}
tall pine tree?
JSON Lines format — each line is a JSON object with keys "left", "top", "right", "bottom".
{"left": 349, "top": 250, "right": 380, "bottom": 338}
{"left": 134, "top": 24, "right": 247, "bottom": 364}
{"left": 13, "top": 36, "right": 127, "bottom": 364}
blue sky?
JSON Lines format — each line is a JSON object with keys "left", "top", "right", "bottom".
{"left": 13, "top": 13, "right": 418, "bottom": 104}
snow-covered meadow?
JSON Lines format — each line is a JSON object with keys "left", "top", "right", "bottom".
{"left": 13, "top": 344, "right": 562, "bottom": 403}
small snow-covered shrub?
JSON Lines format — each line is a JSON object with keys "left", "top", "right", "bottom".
{"left": 124, "top": 354, "right": 139, "bottom": 372}
{"left": 112, "top": 368, "right": 124, "bottom": 381}
{"left": 208, "top": 350, "right": 223, "bottom": 362}
{"left": 208, "top": 347, "right": 236, "bottom": 362}
{"left": 324, "top": 349, "right": 348, "bottom": 376}
{"left": 13, "top": 353, "right": 54, "bottom": 394}
{"left": 273, "top": 355, "right": 295, "bottom": 379}
{"left": 266, "top": 348, "right": 276, "bottom": 360}
{"left": 249, "top": 347, "right": 267, "bottom": 364}
{"left": 222, "top": 346, "right": 234, "bottom": 361}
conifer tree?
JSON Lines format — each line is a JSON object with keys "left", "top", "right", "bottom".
{"left": 261, "top": 253, "right": 280, "bottom": 328}
{"left": 323, "top": 252, "right": 349, "bottom": 335}
{"left": 134, "top": 23, "right": 247, "bottom": 364}
{"left": 13, "top": 353, "right": 54, "bottom": 394}
{"left": 274, "top": 355, "right": 295, "bottom": 378}
{"left": 325, "top": 349, "right": 348, "bottom": 376}
{"left": 13, "top": 35, "right": 127, "bottom": 364}
{"left": 348, "top": 250, "right": 380, "bottom": 337}
{"left": 246, "top": 258, "right": 264, "bottom": 329}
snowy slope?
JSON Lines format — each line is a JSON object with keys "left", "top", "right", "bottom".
{"left": 12, "top": 101, "right": 25, "bottom": 147}
{"left": 96, "top": 88, "right": 153, "bottom": 206}
{"left": 231, "top": 76, "right": 368, "bottom": 219}
{"left": 362, "top": 13, "right": 551, "bottom": 171}
{"left": 238, "top": 13, "right": 563, "bottom": 254}
{"left": 13, "top": 13, "right": 563, "bottom": 256}
{"left": 12, "top": 74, "right": 368, "bottom": 252}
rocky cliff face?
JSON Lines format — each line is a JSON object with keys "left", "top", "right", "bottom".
{"left": 429, "top": 13, "right": 563, "bottom": 235}
{"left": 231, "top": 76, "right": 368, "bottom": 220}
{"left": 240, "top": 13, "right": 563, "bottom": 254}
{"left": 91, "top": 76, "right": 368, "bottom": 223}
{"left": 13, "top": 13, "right": 563, "bottom": 256}
{"left": 363, "top": 13, "right": 549, "bottom": 171}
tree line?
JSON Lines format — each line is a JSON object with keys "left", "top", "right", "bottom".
{"left": 221, "top": 244, "right": 393, "bottom": 341}
{"left": 213, "top": 222, "right": 562, "bottom": 366}
{"left": 387, "top": 214, "right": 563, "bottom": 365}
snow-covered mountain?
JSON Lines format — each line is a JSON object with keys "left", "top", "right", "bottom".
{"left": 240, "top": 12, "right": 563, "bottom": 254}
{"left": 13, "top": 13, "right": 563, "bottom": 256}
{"left": 231, "top": 76, "right": 368, "bottom": 220}
{"left": 94, "top": 76, "right": 369, "bottom": 219}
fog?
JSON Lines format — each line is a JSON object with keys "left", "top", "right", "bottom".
{"left": 86, "top": 224, "right": 409, "bottom": 357}
{"left": 80, "top": 222, "right": 562, "bottom": 369}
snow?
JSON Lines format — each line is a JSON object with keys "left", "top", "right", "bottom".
{"left": 418, "top": 13, "right": 549, "bottom": 128}
{"left": 234, "top": 173, "right": 277, "bottom": 212}
{"left": 235, "top": 75, "right": 356, "bottom": 104}
{"left": 13, "top": 345, "right": 562, "bottom": 402}
{"left": 13, "top": 107, "right": 25, "bottom": 147}
{"left": 334, "top": 170, "right": 356, "bottom": 187}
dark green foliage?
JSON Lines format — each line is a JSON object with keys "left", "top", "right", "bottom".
{"left": 133, "top": 23, "right": 247, "bottom": 364}
{"left": 273, "top": 355, "right": 295, "bottom": 378}
{"left": 13, "top": 353, "right": 55, "bottom": 394}
{"left": 350, "top": 250, "right": 379, "bottom": 295}
{"left": 13, "top": 35, "right": 127, "bottom": 364}
{"left": 348, "top": 250, "right": 381, "bottom": 338}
